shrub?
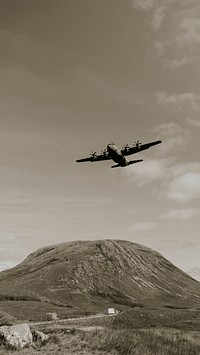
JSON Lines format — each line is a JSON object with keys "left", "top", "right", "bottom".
{"left": 0, "top": 294, "right": 40, "bottom": 301}
{"left": 69, "top": 327, "right": 76, "bottom": 335}
{"left": 45, "top": 334, "right": 60, "bottom": 345}
{"left": 85, "top": 328, "right": 200, "bottom": 355}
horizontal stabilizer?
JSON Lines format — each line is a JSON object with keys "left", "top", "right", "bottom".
{"left": 128, "top": 159, "right": 143, "bottom": 166}
{"left": 111, "top": 159, "right": 143, "bottom": 168}
{"left": 111, "top": 164, "right": 120, "bottom": 168}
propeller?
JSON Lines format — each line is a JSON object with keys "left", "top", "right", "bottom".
{"left": 134, "top": 140, "right": 141, "bottom": 148}
{"left": 90, "top": 151, "right": 97, "bottom": 158}
{"left": 101, "top": 149, "right": 108, "bottom": 156}
{"left": 122, "top": 143, "right": 130, "bottom": 150}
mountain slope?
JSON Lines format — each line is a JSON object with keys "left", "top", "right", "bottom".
{"left": 0, "top": 240, "right": 200, "bottom": 308}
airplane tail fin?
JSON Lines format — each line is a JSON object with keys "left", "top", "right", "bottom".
{"left": 128, "top": 159, "right": 143, "bottom": 166}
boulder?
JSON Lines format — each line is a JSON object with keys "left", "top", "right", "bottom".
{"left": 32, "top": 330, "right": 49, "bottom": 342}
{"left": 0, "top": 323, "right": 32, "bottom": 349}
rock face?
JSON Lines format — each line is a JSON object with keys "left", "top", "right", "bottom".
{"left": 0, "top": 239, "right": 200, "bottom": 308}
{"left": 0, "top": 323, "right": 32, "bottom": 349}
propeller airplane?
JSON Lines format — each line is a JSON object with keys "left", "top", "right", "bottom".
{"left": 76, "top": 139, "right": 162, "bottom": 168}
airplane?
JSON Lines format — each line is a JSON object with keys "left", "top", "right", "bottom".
{"left": 76, "top": 139, "right": 162, "bottom": 168}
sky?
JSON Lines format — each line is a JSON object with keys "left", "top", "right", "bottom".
{"left": 0, "top": 0, "right": 200, "bottom": 279}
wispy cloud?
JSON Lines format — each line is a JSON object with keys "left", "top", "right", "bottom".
{"left": 161, "top": 162, "right": 200, "bottom": 201}
{"left": 132, "top": 1, "right": 200, "bottom": 68}
{"left": 125, "top": 159, "right": 200, "bottom": 202}
{"left": 166, "top": 56, "right": 193, "bottom": 69}
{"left": 152, "top": 122, "right": 190, "bottom": 152}
{"left": 131, "top": 0, "right": 154, "bottom": 11}
{"left": 130, "top": 222, "right": 157, "bottom": 231}
{"left": 151, "top": 5, "right": 166, "bottom": 31}
{"left": 125, "top": 158, "right": 169, "bottom": 186}
{"left": 186, "top": 117, "right": 200, "bottom": 128}
{"left": 156, "top": 92, "right": 200, "bottom": 112}
{"left": 155, "top": 93, "right": 200, "bottom": 137}
{"left": 161, "top": 208, "right": 200, "bottom": 221}
{"left": 166, "top": 172, "right": 200, "bottom": 201}
{"left": 176, "top": 17, "right": 200, "bottom": 47}
{"left": 132, "top": 0, "right": 176, "bottom": 31}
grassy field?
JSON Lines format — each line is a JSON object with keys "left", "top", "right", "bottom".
{"left": 83, "top": 328, "right": 200, "bottom": 355}
{"left": 0, "top": 326, "right": 200, "bottom": 354}
{"left": 0, "top": 300, "right": 97, "bottom": 324}
{"left": 0, "top": 307, "right": 200, "bottom": 354}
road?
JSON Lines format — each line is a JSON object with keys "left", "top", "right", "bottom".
{"left": 30, "top": 312, "right": 117, "bottom": 326}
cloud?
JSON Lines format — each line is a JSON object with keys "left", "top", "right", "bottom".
{"left": 156, "top": 92, "right": 200, "bottom": 112}
{"left": 186, "top": 117, "right": 200, "bottom": 128}
{"left": 130, "top": 222, "right": 157, "bottom": 231}
{"left": 166, "top": 172, "right": 200, "bottom": 201}
{"left": 131, "top": 0, "right": 154, "bottom": 11}
{"left": 152, "top": 122, "right": 190, "bottom": 152}
{"left": 125, "top": 158, "right": 169, "bottom": 186}
{"left": 161, "top": 163, "right": 200, "bottom": 201}
{"left": 132, "top": 1, "right": 200, "bottom": 68}
{"left": 151, "top": 5, "right": 165, "bottom": 31}
{"left": 161, "top": 208, "right": 200, "bottom": 221}
{"left": 132, "top": 0, "right": 177, "bottom": 32}
{"left": 176, "top": 17, "right": 200, "bottom": 47}
{"left": 166, "top": 56, "right": 193, "bottom": 69}
{"left": 125, "top": 159, "right": 200, "bottom": 202}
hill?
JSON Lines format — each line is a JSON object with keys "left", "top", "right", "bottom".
{"left": 0, "top": 239, "right": 200, "bottom": 311}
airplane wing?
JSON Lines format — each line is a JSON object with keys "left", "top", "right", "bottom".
{"left": 121, "top": 140, "right": 162, "bottom": 156}
{"left": 76, "top": 152, "right": 111, "bottom": 163}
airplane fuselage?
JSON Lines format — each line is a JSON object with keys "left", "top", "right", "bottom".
{"left": 107, "top": 144, "right": 128, "bottom": 167}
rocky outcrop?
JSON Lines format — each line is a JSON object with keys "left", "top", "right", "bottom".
{"left": 0, "top": 323, "right": 32, "bottom": 349}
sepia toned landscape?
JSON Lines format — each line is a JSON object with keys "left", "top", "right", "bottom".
{"left": 0, "top": 240, "right": 200, "bottom": 354}
{"left": 1, "top": 0, "right": 200, "bottom": 353}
